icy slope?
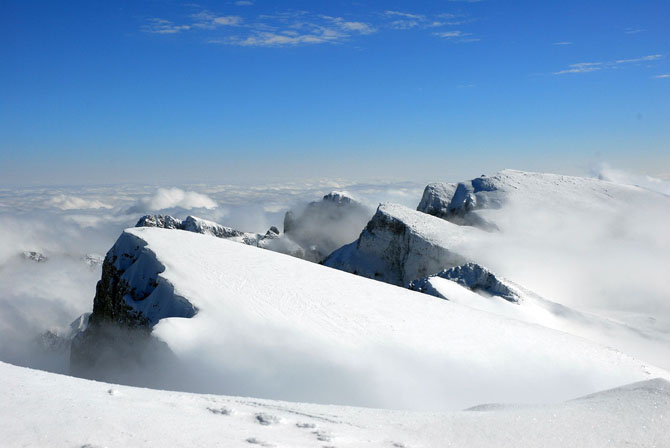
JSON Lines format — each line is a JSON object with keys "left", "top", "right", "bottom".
{"left": 410, "top": 263, "right": 670, "bottom": 371}
{"left": 324, "top": 203, "right": 477, "bottom": 285}
{"left": 73, "top": 227, "right": 665, "bottom": 410}
{"left": 2, "top": 361, "right": 669, "bottom": 448}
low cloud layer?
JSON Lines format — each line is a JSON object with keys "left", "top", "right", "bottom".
{"left": 592, "top": 163, "right": 670, "bottom": 195}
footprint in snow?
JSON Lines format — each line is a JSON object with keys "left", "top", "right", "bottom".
{"left": 207, "top": 406, "right": 232, "bottom": 415}
{"left": 107, "top": 389, "right": 120, "bottom": 396}
{"left": 255, "top": 413, "right": 280, "bottom": 425}
{"left": 313, "top": 430, "right": 332, "bottom": 442}
{"left": 246, "top": 437, "right": 275, "bottom": 447}
{"left": 296, "top": 422, "right": 316, "bottom": 429}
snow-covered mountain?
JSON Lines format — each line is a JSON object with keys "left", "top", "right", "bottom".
{"left": 70, "top": 226, "right": 666, "bottom": 410}
{"left": 324, "top": 202, "right": 475, "bottom": 285}
{"left": 283, "top": 191, "right": 373, "bottom": 262}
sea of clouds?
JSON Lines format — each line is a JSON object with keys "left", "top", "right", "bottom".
{"left": 0, "top": 166, "right": 668, "bottom": 402}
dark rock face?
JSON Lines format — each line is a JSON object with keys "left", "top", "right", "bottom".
{"left": 410, "top": 263, "right": 519, "bottom": 303}
{"left": 282, "top": 191, "right": 373, "bottom": 263}
{"left": 70, "top": 231, "right": 196, "bottom": 379}
{"left": 324, "top": 203, "right": 468, "bottom": 286}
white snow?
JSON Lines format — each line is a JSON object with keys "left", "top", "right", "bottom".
{"left": 95, "top": 226, "right": 667, "bottom": 410}
{"left": 1, "top": 360, "right": 668, "bottom": 448}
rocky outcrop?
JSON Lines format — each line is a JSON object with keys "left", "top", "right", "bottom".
{"left": 283, "top": 191, "right": 373, "bottom": 262}
{"left": 324, "top": 203, "right": 472, "bottom": 286}
{"left": 409, "top": 263, "right": 519, "bottom": 302}
{"left": 70, "top": 230, "right": 196, "bottom": 378}
{"left": 135, "top": 213, "right": 290, "bottom": 248}
{"left": 417, "top": 175, "right": 501, "bottom": 230}
{"left": 22, "top": 251, "right": 47, "bottom": 262}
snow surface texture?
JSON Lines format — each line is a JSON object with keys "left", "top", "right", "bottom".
{"left": 70, "top": 226, "right": 667, "bottom": 411}
{"left": 324, "top": 203, "right": 476, "bottom": 285}
{"left": 2, "top": 361, "right": 669, "bottom": 448}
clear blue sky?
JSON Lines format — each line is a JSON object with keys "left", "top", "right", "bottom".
{"left": 1, "top": 0, "right": 669, "bottom": 185}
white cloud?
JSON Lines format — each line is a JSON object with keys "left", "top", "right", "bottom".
{"left": 47, "top": 195, "right": 112, "bottom": 211}
{"left": 554, "top": 54, "right": 663, "bottom": 75}
{"left": 554, "top": 62, "right": 602, "bottom": 75}
{"left": 592, "top": 163, "right": 670, "bottom": 195}
{"left": 143, "top": 8, "right": 474, "bottom": 47}
{"left": 384, "top": 11, "right": 425, "bottom": 20}
{"left": 131, "top": 188, "right": 218, "bottom": 212}
{"left": 553, "top": 41, "right": 572, "bottom": 46}
{"left": 655, "top": 74, "right": 670, "bottom": 79}
{"left": 235, "top": 0, "right": 253, "bottom": 5}
{"left": 615, "top": 54, "right": 662, "bottom": 64}
{"left": 142, "top": 18, "right": 191, "bottom": 34}
{"left": 434, "top": 30, "right": 468, "bottom": 38}
{"left": 191, "top": 11, "right": 243, "bottom": 29}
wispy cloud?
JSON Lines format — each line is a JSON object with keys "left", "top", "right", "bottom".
{"left": 553, "top": 41, "right": 572, "bottom": 46}
{"left": 615, "top": 54, "right": 662, "bottom": 64}
{"left": 433, "top": 30, "right": 479, "bottom": 42}
{"left": 234, "top": 0, "right": 254, "bottom": 5}
{"left": 625, "top": 28, "right": 645, "bottom": 35}
{"left": 655, "top": 74, "right": 670, "bottom": 79}
{"left": 143, "top": 7, "right": 477, "bottom": 47}
{"left": 142, "top": 18, "right": 191, "bottom": 34}
{"left": 554, "top": 62, "right": 603, "bottom": 75}
{"left": 554, "top": 54, "right": 664, "bottom": 75}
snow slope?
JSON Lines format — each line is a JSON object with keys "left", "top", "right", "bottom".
{"left": 1, "top": 360, "right": 668, "bottom": 448}
{"left": 72, "top": 226, "right": 667, "bottom": 410}
{"left": 410, "top": 263, "right": 670, "bottom": 372}
{"left": 414, "top": 170, "right": 670, "bottom": 335}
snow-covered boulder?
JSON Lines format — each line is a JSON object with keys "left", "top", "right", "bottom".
{"left": 324, "top": 203, "right": 475, "bottom": 286}
{"left": 283, "top": 191, "right": 373, "bottom": 262}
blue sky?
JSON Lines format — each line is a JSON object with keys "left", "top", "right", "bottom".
{"left": 1, "top": 0, "right": 669, "bottom": 185}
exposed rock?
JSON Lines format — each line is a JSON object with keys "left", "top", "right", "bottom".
{"left": 22, "top": 251, "right": 47, "bottom": 262}
{"left": 417, "top": 175, "right": 501, "bottom": 230}
{"left": 409, "top": 263, "right": 519, "bottom": 303}
{"left": 282, "top": 191, "right": 373, "bottom": 263}
{"left": 83, "top": 254, "right": 104, "bottom": 267}
{"left": 37, "top": 313, "right": 91, "bottom": 353}
{"left": 70, "top": 231, "right": 196, "bottom": 378}
{"left": 324, "top": 203, "right": 473, "bottom": 286}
